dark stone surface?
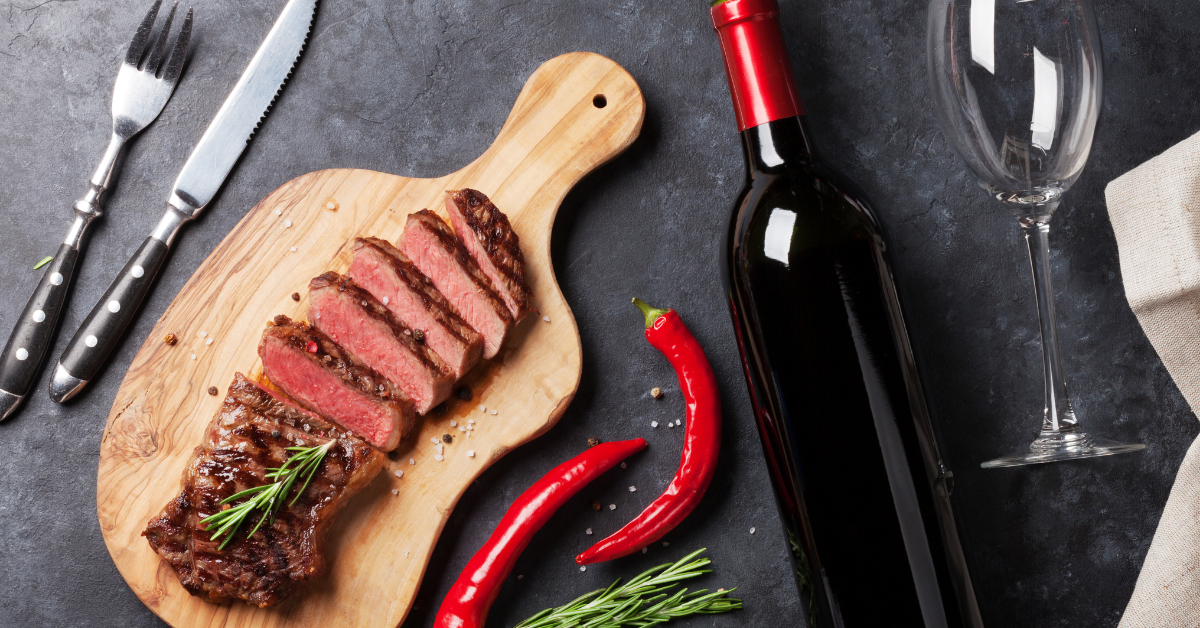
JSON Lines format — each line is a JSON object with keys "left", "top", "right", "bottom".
{"left": 0, "top": 0, "right": 1194, "bottom": 626}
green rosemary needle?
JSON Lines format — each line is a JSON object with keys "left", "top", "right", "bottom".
{"left": 201, "top": 440, "right": 335, "bottom": 550}
{"left": 33, "top": 256, "right": 52, "bottom": 270}
{"left": 515, "top": 548, "right": 742, "bottom": 628}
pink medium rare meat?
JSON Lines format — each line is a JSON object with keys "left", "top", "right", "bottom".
{"left": 444, "top": 189, "right": 534, "bottom": 320}
{"left": 348, "top": 237, "right": 484, "bottom": 379}
{"left": 401, "top": 210, "right": 513, "bottom": 359}
{"left": 259, "top": 315, "right": 414, "bottom": 450}
{"left": 143, "top": 373, "right": 383, "bottom": 607}
{"left": 309, "top": 271, "right": 454, "bottom": 415}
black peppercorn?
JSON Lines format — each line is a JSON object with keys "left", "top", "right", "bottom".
{"left": 587, "top": 436, "right": 600, "bottom": 447}
{"left": 291, "top": 292, "right": 300, "bottom": 301}
{"left": 456, "top": 387, "right": 473, "bottom": 401}
{"left": 442, "top": 433, "right": 453, "bottom": 443}
{"left": 207, "top": 386, "right": 218, "bottom": 396}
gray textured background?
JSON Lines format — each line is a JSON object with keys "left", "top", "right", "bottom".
{"left": 0, "top": 0, "right": 1195, "bottom": 626}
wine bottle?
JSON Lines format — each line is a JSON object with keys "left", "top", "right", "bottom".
{"left": 711, "top": 1, "right": 984, "bottom": 627}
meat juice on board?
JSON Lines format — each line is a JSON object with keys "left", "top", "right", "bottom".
{"left": 710, "top": 1, "right": 984, "bottom": 626}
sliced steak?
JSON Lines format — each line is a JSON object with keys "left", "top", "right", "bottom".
{"left": 348, "top": 237, "right": 483, "bottom": 379}
{"left": 309, "top": 271, "right": 453, "bottom": 415}
{"left": 444, "top": 189, "right": 533, "bottom": 320}
{"left": 143, "top": 373, "right": 384, "bottom": 607}
{"left": 259, "top": 315, "right": 414, "bottom": 450}
{"left": 401, "top": 210, "right": 513, "bottom": 359}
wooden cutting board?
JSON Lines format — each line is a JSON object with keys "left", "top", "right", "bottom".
{"left": 96, "top": 52, "right": 644, "bottom": 628}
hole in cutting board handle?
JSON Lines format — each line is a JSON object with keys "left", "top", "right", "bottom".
{"left": 593, "top": 94, "right": 607, "bottom": 108}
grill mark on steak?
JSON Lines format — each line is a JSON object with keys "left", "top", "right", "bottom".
{"left": 260, "top": 315, "right": 414, "bottom": 450}
{"left": 143, "top": 374, "right": 384, "bottom": 607}
{"left": 402, "top": 210, "right": 513, "bottom": 359}
{"left": 309, "top": 271, "right": 453, "bottom": 414}
{"left": 444, "top": 189, "right": 533, "bottom": 320}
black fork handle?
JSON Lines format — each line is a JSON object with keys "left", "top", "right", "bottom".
{"left": 0, "top": 244, "right": 80, "bottom": 417}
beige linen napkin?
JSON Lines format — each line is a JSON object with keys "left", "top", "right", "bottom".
{"left": 1106, "top": 129, "right": 1200, "bottom": 627}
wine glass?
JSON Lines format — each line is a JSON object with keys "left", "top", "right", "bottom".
{"left": 926, "top": 0, "right": 1145, "bottom": 468}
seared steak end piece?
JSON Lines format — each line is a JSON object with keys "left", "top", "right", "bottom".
{"left": 260, "top": 315, "right": 414, "bottom": 450}
{"left": 401, "top": 210, "right": 513, "bottom": 359}
{"left": 348, "top": 237, "right": 484, "bottom": 379}
{"left": 444, "top": 189, "right": 533, "bottom": 320}
{"left": 309, "top": 271, "right": 453, "bottom": 414}
{"left": 143, "top": 373, "right": 384, "bottom": 607}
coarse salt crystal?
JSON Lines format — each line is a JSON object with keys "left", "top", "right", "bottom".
{"left": 750, "top": 527, "right": 756, "bottom": 534}
{"left": 467, "top": 419, "right": 474, "bottom": 424}
{"left": 478, "top": 405, "right": 486, "bottom": 412}
{"left": 458, "top": 426, "right": 466, "bottom": 432}
{"left": 283, "top": 219, "right": 292, "bottom": 228}
{"left": 662, "top": 542, "right": 670, "bottom": 547}
{"left": 274, "top": 209, "right": 282, "bottom": 216}
{"left": 198, "top": 331, "right": 207, "bottom": 338}
{"left": 543, "top": 316, "right": 550, "bottom": 322}
{"left": 290, "top": 246, "right": 297, "bottom": 252}
{"left": 391, "top": 489, "right": 399, "bottom": 495}
{"left": 609, "top": 504, "right": 616, "bottom": 511}
{"left": 517, "top": 575, "right": 523, "bottom": 580}
{"left": 677, "top": 419, "right": 683, "bottom": 426}
{"left": 467, "top": 450, "right": 475, "bottom": 457}
{"left": 586, "top": 528, "right": 593, "bottom": 535}
{"left": 668, "top": 422, "right": 674, "bottom": 428}
{"left": 404, "top": 551, "right": 409, "bottom": 557}
{"left": 450, "top": 420, "right": 457, "bottom": 427}
{"left": 190, "top": 354, "right": 196, "bottom": 360}
{"left": 629, "top": 486, "right": 636, "bottom": 492}
{"left": 431, "top": 437, "right": 440, "bottom": 445}
{"left": 382, "top": 296, "right": 389, "bottom": 305}
{"left": 394, "top": 470, "right": 403, "bottom": 478}
{"left": 409, "top": 458, "right": 415, "bottom": 465}
{"left": 434, "top": 454, "right": 444, "bottom": 461}
{"left": 651, "top": 421, "right": 658, "bottom": 428}
{"left": 205, "top": 338, "right": 213, "bottom": 346}
{"left": 620, "top": 462, "right": 627, "bottom": 469}
{"left": 642, "top": 547, "right": 648, "bottom": 554}
{"left": 326, "top": 201, "right": 336, "bottom": 210}
{"left": 489, "top": 410, "right": 497, "bottom": 415}
{"left": 580, "top": 566, "right": 586, "bottom": 572}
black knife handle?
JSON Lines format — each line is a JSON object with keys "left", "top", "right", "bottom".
{"left": 0, "top": 244, "right": 80, "bottom": 401}
{"left": 57, "top": 237, "right": 169, "bottom": 385}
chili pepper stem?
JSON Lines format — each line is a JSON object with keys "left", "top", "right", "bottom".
{"left": 631, "top": 297, "right": 670, "bottom": 329}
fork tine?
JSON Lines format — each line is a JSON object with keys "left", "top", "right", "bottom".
{"left": 144, "top": 1, "right": 177, "bottom": 75}
{"left": 161, "top": 8, "right": 192, "bottom": 84}
{"left": 125, "top": 0, "right": 162, "bottom": 67}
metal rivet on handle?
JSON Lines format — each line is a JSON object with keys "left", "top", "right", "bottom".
{"left": 15, "top": 348, "right": 28, "bottom": 361}
{"left": 85, "top": 335, "right": 98, "bottom": 348}
{"left": 32, "top": 310, "right": 45, "bottom": 323}
{"left": 50, "top": 273, "right": 63, "bottom": 286}
{"left": 131, "top": 265, "right": 144, "bottom": 279}
{"left": 108, "top": 301, "right": 121, "bottom": 313}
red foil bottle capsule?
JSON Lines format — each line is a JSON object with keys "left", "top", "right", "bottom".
{"left": 710, "top": 0, "right": 804, "bottom": 131}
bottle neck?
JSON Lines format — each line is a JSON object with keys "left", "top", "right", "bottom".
{"left": 741, "top": 116, "right": 814, "bottom": 176}
{"left": 711, "top": 0, "right": 804, "bottom": 132}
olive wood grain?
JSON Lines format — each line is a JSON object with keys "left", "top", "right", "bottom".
{"left": 96, "top": 52, "right": 644, "bottom": 628}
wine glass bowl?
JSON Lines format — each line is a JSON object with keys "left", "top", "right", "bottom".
{"left": 926, "top": 0, "right": 1145, "bottom": 467}
{"left": 928, "top": 0, "right": 1103, "bottom": 215}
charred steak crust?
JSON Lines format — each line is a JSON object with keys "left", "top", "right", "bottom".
{"left": 350, "top": 237, "right": 480, "bottom": 347}
{"left": 143, "top": 374, "right": 384, "bottom": 608}
{"left": 410, "top": 209, "right": 514, "bottom": 326}
{"left": 308, "top": 271, "right": 450, "bottom": 376}
{"left": 446, "top": 189, "right": 533, "bottom": 317}
{"left": 265, "top": 314, "right": 410, "bottom": 406}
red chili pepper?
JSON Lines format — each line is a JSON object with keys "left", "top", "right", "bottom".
{"left": 433, "top": 438, "right": 647, "bottom": 628}
{"left": 576, "top": 298, "right": 721, "bottom": 565}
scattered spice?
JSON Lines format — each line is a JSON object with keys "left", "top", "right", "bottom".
{"left": 434, "top": 454, "right": 444, "bottom": 462}
{"left": 199, "top": 331, "right": 207, "bottom": 338}
{"left": 489, "top": 410, "right": 498, "bottom": 415}
{"left": 205, "top": 338, "right": 213, "bottom": 346}
{"left": 443, "top": 434, "right": 453, "bottom": 443}
{"left": 662, "top": 542, "right": 669, "bottom": 547}
{"left": 410, "top": 458, "right": 416, "bottom": 465}
{"left": 413, "top": 328, "right": 425, "bottom": 343}
{"left": 388, "top": 450, "right": 401, "bottom": 461}
{"left": 450, "top": 420, "right": 458, "bottom": 427}
{"left": 395, "top": 470, "right": 404, "bottom": 478}
{"left": 283, "top": 219, "right": 292, "bottom": 228}
{"left": 543, "top": 315, "right": 551, "bottom": 323}
{"left": 651, "top": 387, "right": 663, "bottom": 399}
{"left": 592, "top": 501, "right": 602, "bottom": 511}
{"left": 629, "top": 486, "right": 637, "bottom": 492}
{"left": 291, "top": 292, "right": 300, "bottom": 301}
{"left": 586, "top": 528, "right": 593, "bottom": 535}
{"left": 467, "top": 450, "right": 475, "bottom": 458}
{"left": 432, "top": 402, "right": 448, "bottom": 415}
{"left": 609, "top": 504, "right": 616, "bottom": 511}
{"left": 651, "top": 421, "right": 659, "bottom": 428}
{"left": 391, "top": 489, "right": 399, "bottom": 496}
{"left": 621, "top": 462, "right": 627, "bottom": 469}
{"left": 163, "top": 333, "right": 178, "bottom": 346}
{"left": 580, "top": 566, "right": 587, "bottom": 572}
{"left": 207, "top": 386, "right": 218, "bottom": 396}
{"left": 306, "top": 341, "right": 318, "bottom": 353}
{"left": 190, "top": 354, "right": 196, "bottom": 360}
{"left": 274, "top": 209, "right": 282, "bottom": 216}
{"left": 587, "top": 436, "right": 601, "bottom": 448}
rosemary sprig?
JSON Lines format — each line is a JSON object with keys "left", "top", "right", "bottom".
{"left": 201, "top": 440, "right": 335, "bottom": 550}
{"left": 515, "top": 549, "right": 742, "bottom": 628}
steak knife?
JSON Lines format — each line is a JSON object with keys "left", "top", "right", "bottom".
{"left": 49, "top": 0, "right": 317, "bottom": 404}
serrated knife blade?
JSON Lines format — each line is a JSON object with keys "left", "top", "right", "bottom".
{"left": 49, "top": 0, "right": 318, "bottom": 404}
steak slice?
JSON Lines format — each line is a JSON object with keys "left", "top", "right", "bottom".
{"left": 259, "top": 315, "right": 414, "bottom": 450}
{"left": 348, "top": 237, "right": 483, "bottom": 379}
{"left": 402, "top": 210, "right": 513, "bottom": 359}
{"left": 444, "top": 189, "right": 533, "bottom": 321}
{"left": 143, "top": 373, "right": 384, "bottom": 607}
{"left": 309, "top": 271, "right": 454, "bottom": 415}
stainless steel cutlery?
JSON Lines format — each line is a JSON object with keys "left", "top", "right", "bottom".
{"left": 49, "top": 0, "right": 317, "bottom": 403}
{"left": 0, "top": 0, "right": 191, "bottom": 419}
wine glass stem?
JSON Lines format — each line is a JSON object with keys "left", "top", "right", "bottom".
{"left": 1020, "top": 214, "right": 1079, "bottom": 435}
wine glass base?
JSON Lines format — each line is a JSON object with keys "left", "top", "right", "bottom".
{"left": 981, "top": 434, "right": 1146, "bottom": 469}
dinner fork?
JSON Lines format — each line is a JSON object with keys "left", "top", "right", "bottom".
{"left": 0, "top": 0, "right": 193, "bottom": 420}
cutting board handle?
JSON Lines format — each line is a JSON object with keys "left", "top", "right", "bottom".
{"left": 460, "top": 52, "right": 645, "bottom": 234}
